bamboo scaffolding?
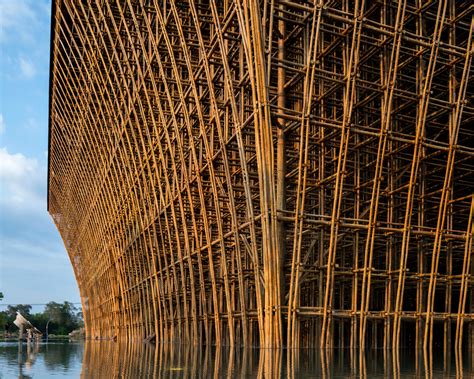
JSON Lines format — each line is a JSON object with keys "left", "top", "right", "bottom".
{"left": 48, "top": 0, "right": 474, "bottom": 350}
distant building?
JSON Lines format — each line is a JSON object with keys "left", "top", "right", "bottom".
{"left": 48, "top": 0, "right": 474, "bottom": 349}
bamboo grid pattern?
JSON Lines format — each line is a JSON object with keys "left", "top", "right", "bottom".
{"left": 48, "top": 0, "right": 474, "bottom": 349}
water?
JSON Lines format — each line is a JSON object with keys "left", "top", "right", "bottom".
{"left": 0, "top": 340, "right": 472, "bottom": 378}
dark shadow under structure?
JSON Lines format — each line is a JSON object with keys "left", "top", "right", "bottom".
{"left": 48, "top": 0, "right": 474, "bottom": 350}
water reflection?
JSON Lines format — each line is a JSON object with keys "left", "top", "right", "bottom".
{"left": 0, "top": 340, "right": 472, "bottom": 377}
{"left": 81, "top": 341, "right": 472, "bottom": 378}
{"left": 0, "top": 341, "right": 83, "bottom": 378}
{"left": 18, "top": 341, "right": 39, "bottom": 379}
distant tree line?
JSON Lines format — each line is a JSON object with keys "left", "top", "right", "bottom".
{"left": 0, "top": 301, "right": 83, "bottom": 336}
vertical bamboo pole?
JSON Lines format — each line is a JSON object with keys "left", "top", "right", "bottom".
{"left": 276, "top": 0, "right": 287, "bottom": 324}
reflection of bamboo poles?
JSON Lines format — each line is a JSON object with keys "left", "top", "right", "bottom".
{"left": 80, "top": 342, "right": 244, "bottom": 377}
{"left": 320, "top": 349, "right": 329, "bottom": 379}
{"left": 78, "top": 341, "right": 471, "bottom": 377}
{"left": 423, "top": 347, "right": 432, "bottom": 379}
{"left": 258, "top": 348, "right": 282, "bottom": 379}
{"left": 49, "top": 0, "right": 474, "bottom": 350}
{"left": 455, "top": 346, "right": 464, "bottom": 379}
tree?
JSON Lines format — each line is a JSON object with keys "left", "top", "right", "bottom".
{"left": 5, "top": 305, "right": 32, "bottom": 333}
{"left": 0, "top": 305, "right": 33, "bottom": 333}
{"left": 29, "top": 312, "right": 49, "bottom": 333}
{"left": 0, "top": 311, "right": 7, "bottom": 332}
{"left": 0, "top": 302, "right": 82, "bottom": 336}
{"left": 6, "top": 304, "right": 32, "bottom": 319}
{"left": 44, "top": 301, "right": 80, "bottom": 336}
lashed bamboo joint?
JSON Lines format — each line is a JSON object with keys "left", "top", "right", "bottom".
{"left": 48, "top": 0, "right": 474, "bottom": 349}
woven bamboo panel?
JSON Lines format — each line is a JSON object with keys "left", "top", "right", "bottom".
{"left": 48, "top": 0, "right": 473, "bottom": 349}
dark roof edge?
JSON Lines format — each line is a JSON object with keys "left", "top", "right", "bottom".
{"left": 47, "top": 0, "right": 57, "bottom": 213}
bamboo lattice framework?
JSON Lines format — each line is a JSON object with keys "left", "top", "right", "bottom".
{"left": 48, "top": 0, "right": 474, "bottom": 349}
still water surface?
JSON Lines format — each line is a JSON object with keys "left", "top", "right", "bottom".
{"left": 0, "top": 340, "right": 472, "bottom": 378}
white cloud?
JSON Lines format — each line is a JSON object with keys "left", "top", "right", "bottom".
{"left": 0, "top": 1, "right": 81, "bottom": 306}
{"left": 0, "top": 0, "right": 36, "bottom": 43}
{"left": 0, "top": 148, "right": 81, "bottom": 305}
{"left": 0, "top": 236, "right": 80, "bottom": 305}
{"left": 1, "top": 237, "right": 70, "bottom": 270}
{"left": 0, "top": 147, "right": 44, "bottom": 209}
{"left": 0, "top": 114, "right": 5, "bottom": 135}
{"left": 19, "top": 57, "right": 36, "bottom": 78}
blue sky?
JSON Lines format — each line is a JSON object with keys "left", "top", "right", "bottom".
{"left": 0, "top": 0, "right": 81, "bottom": 312}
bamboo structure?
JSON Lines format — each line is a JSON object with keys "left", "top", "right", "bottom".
{"left": 48, "top": 0, "right": 474, "bottom": 349}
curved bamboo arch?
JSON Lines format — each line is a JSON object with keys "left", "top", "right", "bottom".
{"left": 49, "top": 0, "right": 474, "bottom": 350}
